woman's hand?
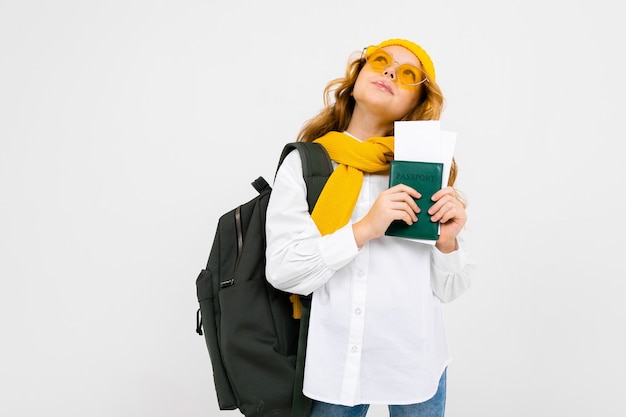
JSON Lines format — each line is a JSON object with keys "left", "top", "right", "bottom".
{"left": 430, "top": 186, "right": 467, "bottom": 253}
{"left": 352, "top": 184, "right": 420, "bottom": 248}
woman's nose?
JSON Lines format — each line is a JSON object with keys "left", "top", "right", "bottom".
{"left": 382, "top": 67, "right": 396, "bottom": 80}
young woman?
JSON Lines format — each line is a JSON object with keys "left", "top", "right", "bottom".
{"left": 265, "top": 38, "right": 473, "bottom": 417}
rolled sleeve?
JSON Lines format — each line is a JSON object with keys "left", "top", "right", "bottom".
{"left": 318, "top": 223, "right": 360, "bottom": 269}
{"left": 430, "top": 234, "right": 475, "bottom": 303}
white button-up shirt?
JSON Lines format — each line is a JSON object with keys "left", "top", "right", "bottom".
{"left": 265, "top": 148, "right": 474, "bottom": 406}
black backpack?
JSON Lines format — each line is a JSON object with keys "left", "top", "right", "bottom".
{"left": 195, "top": 142, "right": 333, "bottom": 417}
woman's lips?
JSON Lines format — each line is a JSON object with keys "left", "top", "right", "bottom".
{"left": 373, "top": 80, "right": 393, "bottom": 94}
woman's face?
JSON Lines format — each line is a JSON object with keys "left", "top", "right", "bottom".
{"left": 352, "top": 45, "right": 424, "bottom": 125}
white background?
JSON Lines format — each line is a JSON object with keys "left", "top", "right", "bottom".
{"left": 1, "top": 1, "right": 625, "bottom": 416}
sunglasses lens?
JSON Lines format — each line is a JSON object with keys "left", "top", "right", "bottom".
{"left": 398, "top": 64, "right": 424, "bottom": 86}
{"left": 366, "top": 48, "right": 392, "bottom": 70}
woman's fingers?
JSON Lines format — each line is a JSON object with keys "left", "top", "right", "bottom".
{"left": 384, "top": 186, "right": 420, "bottom": 222}
{"left": 429, "top": 187, "right": 464, "bottom": 223}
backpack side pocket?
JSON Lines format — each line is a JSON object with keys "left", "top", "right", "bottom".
{"left": 197, "top": 267, "right": 238, "bottom": 410}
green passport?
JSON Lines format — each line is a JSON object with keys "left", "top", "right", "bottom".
{"left": 385, "top": 160, "right": 444, "bottom": 241}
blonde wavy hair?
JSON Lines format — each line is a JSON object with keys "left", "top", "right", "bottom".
{"left": 296, "top": 51, "right": 460, "bottom": 187}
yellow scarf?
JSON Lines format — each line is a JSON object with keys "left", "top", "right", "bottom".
{"left": 311, "top": 131, "right": 394, "bottom": 235}
{"left": 289, "top": 132, "right": 394, "bottom": 318}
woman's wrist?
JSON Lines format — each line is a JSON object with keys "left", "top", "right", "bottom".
{"left": 352, "top": 220, "right": 376, "bottom": 248}
{"left": 435, "top": 238, "right": 457, "bottom": 254}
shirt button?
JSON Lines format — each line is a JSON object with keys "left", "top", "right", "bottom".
{"left": 354, "top": 308, "right": 362, "bottom": 315}
{"left": 351, "top": 345, "right": 359, "bottom": 353}
{"left": 357, "top": 270, "right": 364, "bottom": 277}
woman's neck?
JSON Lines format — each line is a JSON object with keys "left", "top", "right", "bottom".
{"left": 346, "top": 108, "right": 392, "bottom": 140}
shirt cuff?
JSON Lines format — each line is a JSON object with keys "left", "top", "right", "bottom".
{"left": 431, "top": 242, "right": 466, "bottom": 273}
{"left": 317, "top": 223, "right": 359, "bottom": 270}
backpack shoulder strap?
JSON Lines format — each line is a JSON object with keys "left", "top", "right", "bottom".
{"left": 277, "top": 141, "right": 333, "bottom": 212}
{"left": 276, "top": 142, "right": 332, "bottom": 417}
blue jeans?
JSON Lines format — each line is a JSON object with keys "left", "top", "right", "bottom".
{"left": 309, "top": 369, "right": 446, "bottom": 417}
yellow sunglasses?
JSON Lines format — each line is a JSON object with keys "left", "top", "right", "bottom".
{"left": 363, "top": 46, "right": 429, "bottom": 87}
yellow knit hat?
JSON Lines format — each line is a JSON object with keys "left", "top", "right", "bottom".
{"left": 375, "top": 38, "right": 436, "bottom": 83}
